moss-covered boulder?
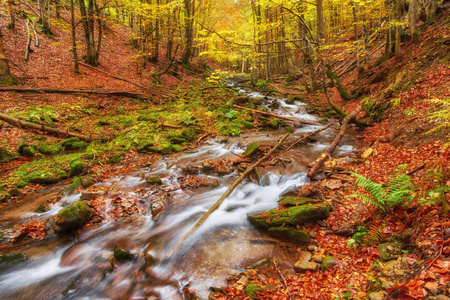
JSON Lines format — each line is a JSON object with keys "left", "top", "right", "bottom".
{"left": 37, "top": 143, "right": 61, "bottom": 155}
{"left": 114, "top": 247, "right": 135, "bottom": 261}
{"left": 29, "top": 168, "right": 68, "bottom": 184}
{"left": 248, "top": 203, "right": 330, "bottom": 229}
{"left": 52, "top": 201, "right": 93, "bottom": 234}
{"left": 245, "top": 282, "right": 275, "bottom": 299}
{"left": 0, "top": 192, "right": 12, "bottom": 203}
{"left": 172, "top": 144, "right": 183, "bottom": 153}
{"left": 62, "top": 176, "right": 94, "bottom": 195}
{"left": 243, "top": 142, "right": 260, "bottom": 157}
{"left": 181, "top": 128, "right": 197, "bottom": 141}
{"left": 108, "top": 154, "right": 123, "bottom": 164}
{"left": 146, "top": 176, "right": 163, "bottom": 185}
{"left": 18, "top": 143, "right": 36, "bottom": 157}
{"left": 268, "top": 227, "right": 310, "bottom": 243}
{"left": 0, "top": 252, "right": 27, "bottom": 266}
{"left": 136, "top": 142, "right": 160, "bottom": 154}
{"left": 137, "top": 115, "right": 157, "bottom": 123}
{"left": 268, "top": 119, "right": 279, "bottom": 129}
{"left": 277, "top": 196, "right": 322, "bottom": 207}
{"left": 159, "top": 143, "right": 173, "bottom": 155}
{"left": 169, "top": 135, "right": 187, "bottom": 144}
{"left": 69, "top": 159, "right": 84, "bottom": 177}
{"left": 61, "top": 137, "right": 88, "bottom": 150}
{"left": 321, "top": 255, "right": 337, "bottom": 271}
{"left": 0, "top": 147, "right": 15, "bottom": 163}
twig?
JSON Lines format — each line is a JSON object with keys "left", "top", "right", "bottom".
{"left": 273, "top": 259, "right": 292, "bottom": 300}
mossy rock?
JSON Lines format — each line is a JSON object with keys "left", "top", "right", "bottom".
{"left": 53, "top": 201, "right": 93, "bottom": 234}
{"left": 69, "top": 159, "right": 84, "bottom": 177}
{"left": 169, "top": 135, "right": 187, "bottom": 144}
{"left": 243, "top": 142, "right": 260, "bottom": 157}
{"left": 62, "top": 176, "right": 94, "bottom": 195}
{"left": 172, "top": 144, "right": 183, "bottom": 153}
{"left": 248, "top": 204, "right": 330, "bottom": 229}
{"left": 36, "top": 204, "right": 48, "bottom": 213}
{"left": 113, "top": 247, "right": 135, "bottom": 261}
{"left": 136, "top": 142, "right": 160, "bottom": 154}
{"left": 15, "top": 181, "right": 27, "bottom": 188}
{"left": 268, "top": 119, "right": 279, "bottom": 129}
{"left": 268, "top": 227, "right": 310, "bottom": 243}
{"left": 0, "top": 252, "right": 27, "bottom": 266}
{"left": 61, "top": 137, "right": 88, "bottom": 150}
{"left": 17, "top": 142, "right": 29, "bottom": 155}
{"left": 146, "top": 176, "right": 163, "bottom": 185}
{"left": 321, "top": 255, "right": 337, "bottom": 271}
{"left": 245, "top": 282, "right": 265, "bottom": 299}
{"left": 29, "top": 169, "right": 68, "bottom": 184}
{"left": 160, "top": 143, "right": 173, "bottom": 155}
{"left": 108, "top": 154, "right": 123, "bottom": 164}
{"left": 97, "top": 120, "right": 110, "bottom": 126}
{"left": 277, "top": 196, "right": 322, "bottom": 207}
{"left": 22, "top": 146, "right": 36, "bottom": 157}
{"left": 137, "top": 115, "right": 157, "bottom": 123}
{"left": 0, "top": 147, "right": 15, "bottom": 163}
{"left": 37, "top": 143, "right": 61, "bottom": 155}
{"left": 181, "top": 128, "right": 197, "bottom": 141}
{"left": 285, "top": 126, "right": 294, "bottom": 133}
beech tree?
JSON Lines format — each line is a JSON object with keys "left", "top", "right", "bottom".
{"left": 0, "top": 28, "right": 14, "bottom": 84}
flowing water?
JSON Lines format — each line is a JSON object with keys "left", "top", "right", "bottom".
{"left": 0, "top": 88, "right": 362, "bottom": 299}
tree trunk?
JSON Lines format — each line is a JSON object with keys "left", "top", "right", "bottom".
{"left": 316, "top": 0, "right": 326, "bottom": 42}
{"left": 7, "top": 0, "right": 15, "bottom": 30}
{"left": 0, "top": 28, "right": 14, "bottom": 84}
{"left": 71, "top": 0, "right": 79, "bottom": 73}
{"left": 79, "top": 0, "right": 99, "bottom": 66}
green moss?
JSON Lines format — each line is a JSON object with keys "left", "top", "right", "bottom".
{"left": 69, "top": 159, "right": 84, "bottom": 177}
{"left": 0, "top": 252, "right": 27, "bottom": 265}
{"left": 160, "top": 143, "right": 173, "bottom": 155}
{"left": 268, "top": 227, "right": 310, "bottom": 243}
{"left": 61, "top": 137, "right": 88, "bottom": 150}
{"left": 54, "top": 201, "right": 93, "bottom": 233}
{"left": 137, "top": 115, "right": 157, "bottom": 122}
{"left": 285, "top": 126, "right": 294, "bottom": 133}
{"left": 245, "top": 282, "right": 264, "bottom": 299}
{"left": 146, "top": 176, "right": 163, "bottom": 185}
{"left": 248, "top": 204, "right": 330, "bottom": 229}
{"left": 268, "top": 119, "right": 279, "bottom": 129}
{"left": 22, "top": 146, "right": 36, "bottom": 157}
{"left": 0, "top": 192, "right": 12, "bottom": 203}
{"left": 243, "top": 142, "right": 260, "bottom": 157}
{"left": 113, "top": 247, "right": 134, "bottom": 261}
{"left": 37, "top": 142, "right": 61, "bottom": 155}
{"left": 0, "top": 147, "right": 15, "bottom": 163}
{"left": 63, "top": 177, "right": 82, "bottom": 196}
{"left": 181, "top": 128, "right": 197, "bottom": 141}
{"left": 321, "top": 255, "right": 337, "bottom": 271}
{"left": 277, "top": 197, "right": 322, "bottom": 207}
{"left": 172, "top": 144, "right": 183, "bottom": 152}
{"left": 108, "top": 154, "right": 123, "bottom": 164}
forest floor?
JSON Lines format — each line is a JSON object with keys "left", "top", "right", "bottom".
{"left": 0, "top": 2, "right": 450, "bottom": 300}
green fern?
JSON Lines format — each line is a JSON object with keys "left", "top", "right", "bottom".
{"left": 348, "top": 172, "right": 415, "bottom": 211}
{"left": 426, "top": 98, "right": 450, "bottom": 148}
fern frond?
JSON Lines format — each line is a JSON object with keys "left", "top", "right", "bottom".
{"left": 362, "top": 221, "right": 383, "bottom": 246}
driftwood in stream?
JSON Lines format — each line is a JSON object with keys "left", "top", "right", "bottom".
{"left": 283, "top": 122, "right": 335, "bottom": 152}
{"left": 307, "top": 106, "right": 361, "bottom": 178}
{"left": 233, "top": 105, "right": 318, "bottom": 126}
{"left": 0, "top": 87, "right": 150, "bottom": 100}
{"left": 167, "top": 132, "right": 291, "bottom": 256}
{"left": 0, "top": 112, "right": 92, "bottom": 141}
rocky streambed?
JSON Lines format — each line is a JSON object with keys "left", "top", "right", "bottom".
{"left": 0, "top": 87, "right": 362, "bottom": 299}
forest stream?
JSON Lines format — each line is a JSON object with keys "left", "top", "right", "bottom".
{"left": 0, "top": 86, "right": 363, "bottom": 299}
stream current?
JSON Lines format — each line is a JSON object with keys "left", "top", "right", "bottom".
{"left": 0, "top": 87, "right": 362, "bottom": 299}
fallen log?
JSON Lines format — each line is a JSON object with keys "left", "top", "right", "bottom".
{"left": 167, "top": 132, "right": 291, "bottom": 256}
{"left": 233, "top": 105, "right": 318, "bottom": 126}
{"left": 283, "top": 122, "right": 335, "bottom": 152}
{"left": 78, "top": 62, "right": 173, "bottom": 98}
{"left": 307, "top": 106, "right": 361, "bottom": 178}
{"left": 0, "top": 112, "right": 92, "bottom": 141}
{"left": 0, "top": 87, "right": 151, "bottom": 100}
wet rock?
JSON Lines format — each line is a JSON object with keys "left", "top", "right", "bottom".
{"left": 183, "top": 165, "right": 201, "bottom": 174}
{"left": 321, "top": 255, "right": 337, "bottom": 271}
{"left": 36, "top": 204, "right": 48, "bottom": 213}
{"left": 0, "top": 252, "right": 27, "bottom": 267}
{"left": 62, "top": 176, "right": 94, "bottom": 195}
{"left": 378, "top": 242, "right": 400, "bottom": 261}
{"left": 150, "top": 195, "right": 167, "bottom": 221}
{"left": 248, "top": 203, "right": 330, "bottom": 229}
{"left": 172, "top": 144, "right": 183, "bottom": 153}
{"left": 91, "top": 216, "right": 102, "bottom": 223}
{"left": 254, "top": 167, "right": 271, "bottom": 186}
{"left": 267, "top": 227, "right": 310, "bottom": 243}
{"left": 61, "top": 137, "right": 88, "bottom": 150}
{"left": 243, "top": 142, "right": 260, "bottom": 157}
{"left": 285, "top": 126, "right": 294, "bottom": 133}
{"left": 50, "top": 200, "right": 93, "bottom": 234}
{"left": 7, "top": 188, "right": 22, "bottom": 197}
{"left": 277, "top": 196, "right": 322, "bottom": 207}
{"left": 202, "top": 160, "right": 214, "bottom": 172}
{"left": 160, "top": 143, "right": 173, "bottom": 155}
{"left": 69, "top": 159, "right": 84, "bottom": 177}
{"left": 280, "top": 185, "right": 301, "bottom": 197}
{"left": 114, "top": 247, "right": 135, "bottom": 262}
{"left": 81, "top": 185, "right": 107, "bottom": 200}
{"left": 0, "top": 147, "right": 15, "bottom": 162}
{"left": 296, "top": 184, "right": 323, "bottom": 198}
{"left": 368, "top": 291, "right": 385, "bottom": 300}
{"left": 146, "top": 176, "right": 163, "bottom": 185}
